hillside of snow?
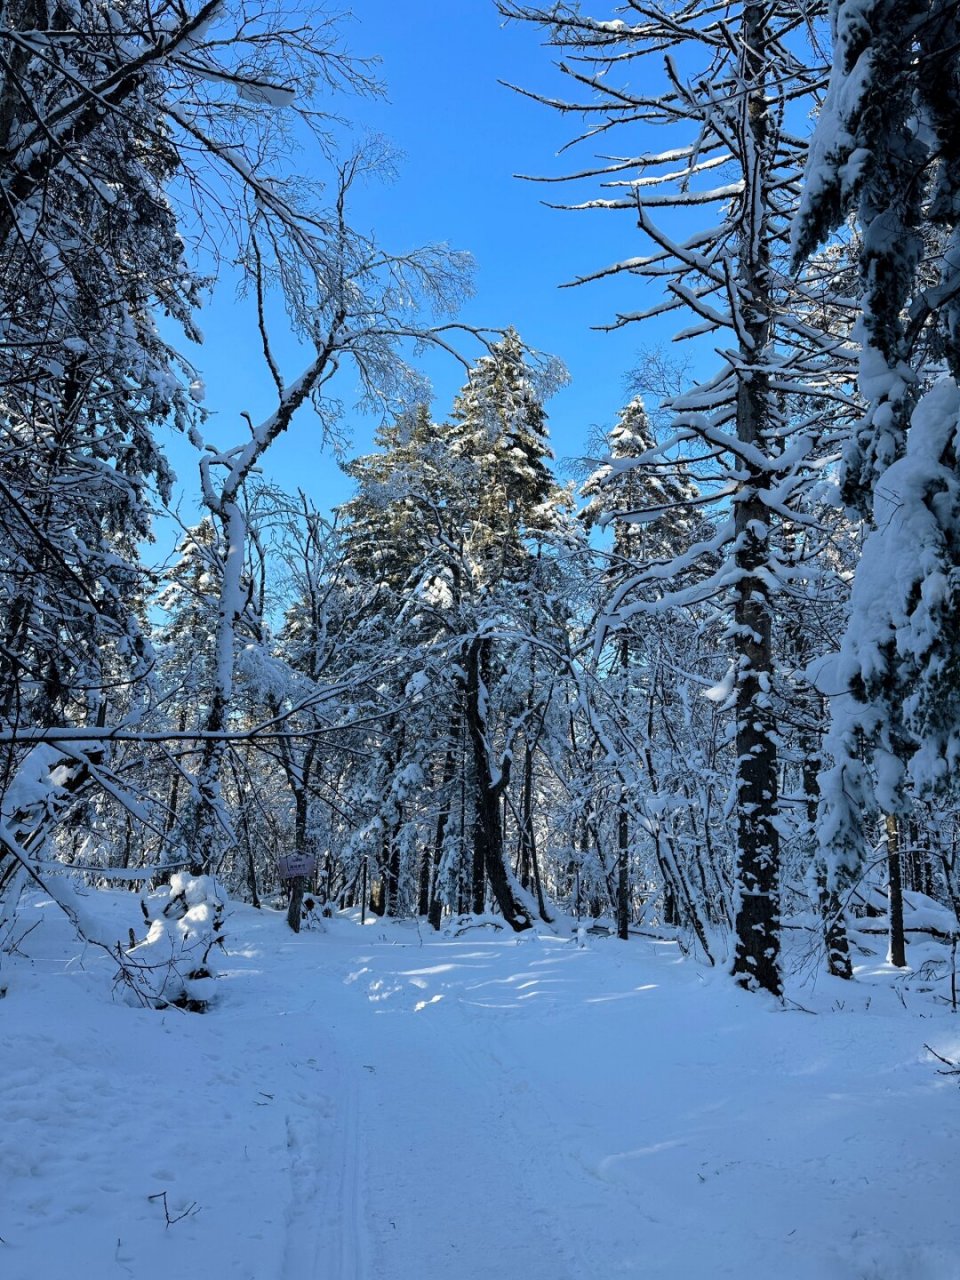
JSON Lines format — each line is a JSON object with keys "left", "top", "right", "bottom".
{"left": 3, "top": 889, "right": 960, "bottom": 1280}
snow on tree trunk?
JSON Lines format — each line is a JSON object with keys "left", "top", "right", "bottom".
{"left": 729, "top": 1, "right": 781, "bottom": 998}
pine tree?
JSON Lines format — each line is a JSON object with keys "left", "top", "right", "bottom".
{"left": 332, "top": 334, "right": 573, "bottom": 931}
{"left": 580, "top": 396, "right": 713, "bottom": 941}
{"left": 448, "top": 328, "right": 565, "bottom": 585}
{"left": 447, "top": 332, "right": 572, "bottom": 929}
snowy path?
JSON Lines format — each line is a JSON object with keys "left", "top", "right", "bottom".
{"left": 4, "top": 896, "right": 960, "bottom": 1279}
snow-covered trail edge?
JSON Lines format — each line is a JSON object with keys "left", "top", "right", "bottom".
{"left": 3, "top": 894, "right": 960, "bottom": 1280}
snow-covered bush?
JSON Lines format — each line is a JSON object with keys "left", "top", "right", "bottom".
{"left": 118, "top": 874, "right": 226, "bottom": 1012}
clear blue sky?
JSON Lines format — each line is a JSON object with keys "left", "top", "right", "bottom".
{"left": 159, "top": 2, "right": 675, "bottom": 528}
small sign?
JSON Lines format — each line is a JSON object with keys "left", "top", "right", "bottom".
{"left": 278, "top": 853, "right": 318, "bottom": 882}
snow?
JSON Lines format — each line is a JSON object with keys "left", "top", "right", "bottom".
{"left": 236, "top": 82, "right": 297, "bottom": 109}
{"left": 831, "top": 377, "right": 960, "bottom": 795}
{"left": 2, "top": 891, "right": 960, "bottom": 1279}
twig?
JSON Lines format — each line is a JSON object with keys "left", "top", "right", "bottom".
{"left": 923, "top": 1043, "right": 960, "bottom": 1073}
{"left": 148, "top": 1190, "right": 200, "bottom": 1226}
{"left": 780, "top": 995, "right": 817, "bottom": 1014}
{"left": 1, "top": 917, "right": 40, "bottom": 957}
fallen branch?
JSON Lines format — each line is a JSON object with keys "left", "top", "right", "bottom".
{"left": 849, "top": 924, "right": 959, "bottom": 943}
{"left": 148, "top": 1191, "right": 200, "bottom": 1227}
{"left": 923, "top": 1043, "right": 960, "bottom": 1075}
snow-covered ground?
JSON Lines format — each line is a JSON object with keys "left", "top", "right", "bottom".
{"left": 3, "top": 890, "right": 960, "bottom": 1280}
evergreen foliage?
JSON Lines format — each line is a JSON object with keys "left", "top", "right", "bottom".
{"left": 3, "top": 0, "right": 960, "bottom": 1000}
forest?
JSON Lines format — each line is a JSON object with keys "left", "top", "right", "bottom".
{"left": 2, "top": 0, "right": 960, "bottom": 1276}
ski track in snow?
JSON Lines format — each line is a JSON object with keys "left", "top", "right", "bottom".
{"left": 334, "top": 1075, "right": 366, "bottom": 1280}
{"left": 4, "top": 894, "right": 960, "bottom": 1280}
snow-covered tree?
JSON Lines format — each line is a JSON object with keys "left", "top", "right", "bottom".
{"left": 330, "top": 334, "right": 575, "bottom": 931}
{"left": 499, "top": 0, "right": 860, "bottom": 992}
{"left": 0, "top": 0, "right": 475, "bottom": 927}
{"left": 793, "top": 0, "right": 960, "bottom": 967}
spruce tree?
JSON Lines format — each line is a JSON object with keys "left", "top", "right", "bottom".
{"left": 793, "top": 0, "right": 960, "bottom": 964}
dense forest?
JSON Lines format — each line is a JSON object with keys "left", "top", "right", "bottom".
{"left": 6, "top": 3, "right": 960, "bottom": 1277}
{"left": 3, "top": 0, "right": 960, "bottom": 1012}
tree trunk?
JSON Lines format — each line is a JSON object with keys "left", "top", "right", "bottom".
{"left": 385, "top": 826, "right": 402, "bottom": 917}
{"left": 463, "top": 637, "right": 532, "bottom": 931}
{"left": 730, "top": 1, "right": 781, "bottom": 997}
{"left": 286, "top": 876, "right": 305, "bottom": 933}
{"left": 424, "top": 726, "right": 459, "bottom": 926}
{"left": 286, "top": 785, "right": 311, "bottom": 933}
{"left": 616, "top": 796, "right": 630, "bottom": 941}
{"left": 381, "top": 722, "right": 405, "bottom": 917}
{"left": 886, "top": 813, "right": 907, "bottom": 968}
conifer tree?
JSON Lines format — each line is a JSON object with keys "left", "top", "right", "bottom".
{"left": 333, "top": 334, "right": 572, "bottom": 930}
{"left": 581, "top": 396, "right": 711, "bottom": 940}
{"left": 793, "top": 0, "right": 960, "bottom": 964}
{"left": 446, "top": 331, "right": 571, "bottom": 929}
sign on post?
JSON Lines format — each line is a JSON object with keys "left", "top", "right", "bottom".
{"left": 277, "top": 853, "right": 318, "bottom": 882}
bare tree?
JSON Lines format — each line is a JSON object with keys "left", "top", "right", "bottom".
{"left": 499, "top": 0, "right": 858, "bottom": 993}
{"left": 0, "top": 0, "right": 476, "bottom": 912}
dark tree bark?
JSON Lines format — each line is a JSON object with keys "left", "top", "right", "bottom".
{"left": 616, "top": 799, "right": 630, "bottom": 941}
{"left": 286, "top": 876, "right": 306, "bottom": 933}
{"left": 463, "top": 637, "right": 533, "bottom": 931}
{"left": 285, "top": 781, "right": 314, "bottom": 933}
{"left": 730, "top": 1, "right": 782, "bottom": 997}
{"left": 886, "top": 814, "right": 907, "bottom": 968}
{"left": 423, "top": 715, "right": 461, "bottom": 926}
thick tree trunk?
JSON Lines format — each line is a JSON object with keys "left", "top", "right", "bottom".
{"left": 730, "top": 507, "right": 781, "bottom": 996}
{"left": 463, "top": 637, "right": 532, "bottom": 931}
{"left": 730, "top": 1, "right": 781, "bottom": 998}
{"left": 286, "top": 876, "right": 305, "bottom": 933}
{"left": 818, "top": 874, "right": 852, "bottom": 980}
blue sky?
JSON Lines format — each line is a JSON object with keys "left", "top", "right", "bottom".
{"left": 159, "top": 2, "right": 674, "bottom": 530}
